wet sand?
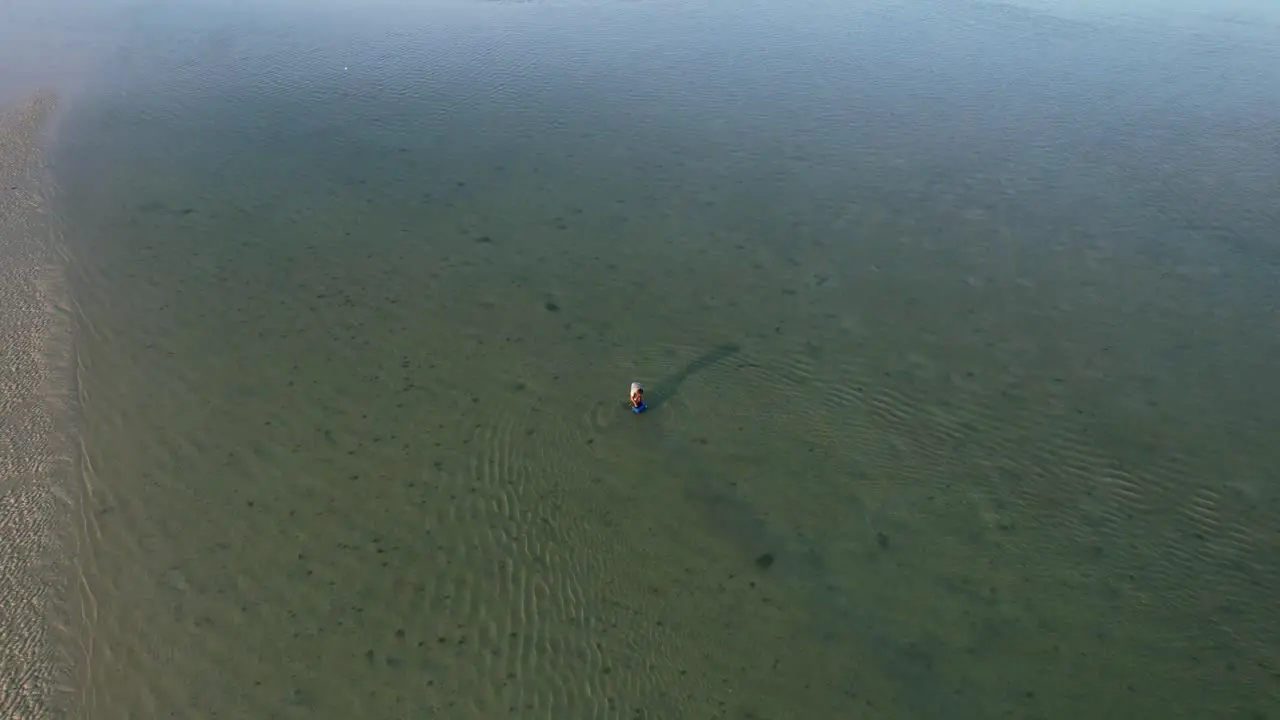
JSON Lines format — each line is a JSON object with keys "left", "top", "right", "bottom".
{"left": 0, "top": 91, "right": 77, "bottom": 720}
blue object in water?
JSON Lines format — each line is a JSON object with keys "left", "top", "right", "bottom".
{"left": 632, "top": 402, "right": 647, "bottom": 414}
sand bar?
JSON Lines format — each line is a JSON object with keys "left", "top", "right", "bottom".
{"left": 0, "top": 91, "right": 77, "bottom": 720}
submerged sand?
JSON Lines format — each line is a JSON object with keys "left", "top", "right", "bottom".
{"left": 0, "top": 91, "right": 77, "bottom": 719}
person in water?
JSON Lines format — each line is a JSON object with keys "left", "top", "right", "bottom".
{"left": 630, "top": 382, "right": 646, "bottom": 413}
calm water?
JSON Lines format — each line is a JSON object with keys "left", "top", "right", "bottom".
{"left": 10, "top": 0, "right": 1280, "bottom": 716}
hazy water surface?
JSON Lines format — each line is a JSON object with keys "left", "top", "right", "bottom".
{"left": 14, "top": 0, "right": 1280, "bottom": 717}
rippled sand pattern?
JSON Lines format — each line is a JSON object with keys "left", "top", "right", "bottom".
{"left": 0, "top": 92, "right": 76, "bottom": 720}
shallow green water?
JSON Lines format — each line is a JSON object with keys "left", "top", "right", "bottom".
{"left": 15, "top": 0, "right": 1280, "bottom": 717}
